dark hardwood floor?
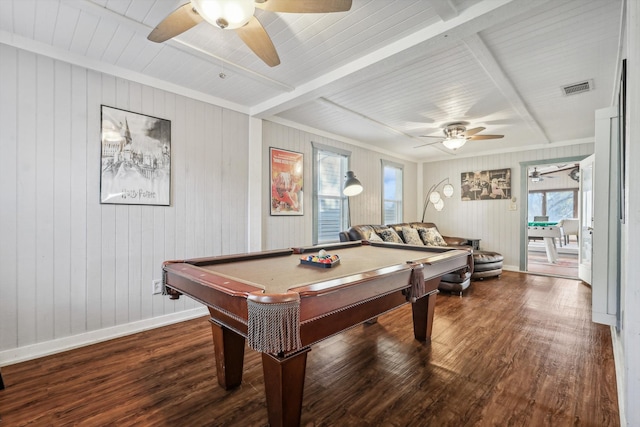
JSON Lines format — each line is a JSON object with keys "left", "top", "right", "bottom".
{"left": 0, "top": 271, "right": 619, "bottom": 426}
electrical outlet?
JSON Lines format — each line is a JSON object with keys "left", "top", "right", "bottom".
{"left": 152, "top": 279, "right": 163, "bottom": 295}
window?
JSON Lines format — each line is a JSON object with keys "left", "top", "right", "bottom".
{"left": 528, "top": 190, "right": 577, "bottom": 222}
{"left": 313, "top": 143, "right": 350, "bottom": 244}
{"left": 382, "top": 160, "right": 403, "bottom": 224}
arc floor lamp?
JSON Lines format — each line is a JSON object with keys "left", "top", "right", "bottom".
{"left": 421, "top": 178, "right": 454, "bottom": 222}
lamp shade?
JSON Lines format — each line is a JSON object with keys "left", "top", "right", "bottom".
{"left": 434, "top": 198, "right": 445, "bottom": 211}
{"left": 442, "top": 136, "right": 467, "bottom": 150}
{"left": 429, "top": 191, "right": 441, "bottom": 204}
{"left": 442, "top": 183, "right": 454, "bottom": 198}
{"left": 343, "top": 171, "right": 363, "bottom": 196}
{"left": 192, "top": 0, "right": 255, "bottom": 29}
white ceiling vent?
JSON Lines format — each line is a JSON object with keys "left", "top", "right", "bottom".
{"left": 561, "top": 79, "right": 594, "bottom": 96}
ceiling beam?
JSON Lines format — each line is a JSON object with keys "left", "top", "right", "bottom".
{"left": 462, "top": 33, "right": 549, "bottom": 143}
{"left": 431, "top": 0, "right": 459, "bottom": 22}
{"left": 250, "top": 0, "right": 552, "bottom": 119}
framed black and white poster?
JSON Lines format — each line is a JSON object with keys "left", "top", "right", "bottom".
{"left": 100, "top": 105, "right": 171, "bottom": 205}
{"left": 461, "top": 168, "right": 511, "bottom": 201}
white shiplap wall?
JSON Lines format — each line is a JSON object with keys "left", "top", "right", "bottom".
{"left": 261, "top": 121, "right": 418, "bottom": 250}
{"left": 422, "top": 143, "right": 594, "bottom": 269}
{"left": 0, "top": 44, "right": 249, "bottom": 359}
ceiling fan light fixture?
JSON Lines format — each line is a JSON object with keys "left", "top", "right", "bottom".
{"left": 192, "top": 0, "right": 255, "bottom": 29}
{"left": 442, "top": 136, "right": 467, "bottom": 150}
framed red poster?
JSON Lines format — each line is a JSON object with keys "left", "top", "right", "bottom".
{"left": 270, "top": 148, "right": 303, "bottom": 215}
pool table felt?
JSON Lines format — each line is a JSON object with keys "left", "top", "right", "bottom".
{"left": 197, "top": 244, "right": 467, "bottom": 295}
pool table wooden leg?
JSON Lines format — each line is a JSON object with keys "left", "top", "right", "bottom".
{"left": 411, "top": 286, "right": 439, "bottom": 342}
{"left": 262, "top": 348, "right": 310, "bottom": 427}
{"left": 210, "top": 320, "right": 245, "bottom": 390}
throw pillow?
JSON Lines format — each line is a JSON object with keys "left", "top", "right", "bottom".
{"left": 418, "top": 227, "right": 447, "bottom": 246}
{"left": 378, "top": 228, "right": 403, "bottom": 244}
{"left": 401, "top": 226, "right": 424, "bottom": 245}
{"left": 368, "top": 231, "right": 383, "bottom": 242}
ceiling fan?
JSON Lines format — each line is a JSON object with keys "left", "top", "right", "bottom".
{"left": 415, "top": 122, "right": 504, "bottom": 150}
{"left": 147, "top": 0, "right": 353, "bottom": 67}
{"left": 529, "top": 167, "right": 559, "bottom": 182}
{"left": 529, "top": 167, "right": 544, "bottom": 182}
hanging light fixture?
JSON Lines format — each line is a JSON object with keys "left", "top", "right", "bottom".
{"left": 191, "top": 0, "right": 255, "bottom": 29}
{"left": 442, "top": 136, "right": 467, "bottom": 150}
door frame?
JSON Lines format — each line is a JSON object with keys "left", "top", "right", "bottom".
{"left": 519, "top": 155, "right": 589, "bottom": 272}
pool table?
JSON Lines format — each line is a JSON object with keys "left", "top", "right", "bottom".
{"left": 163, "top": 241, "right": 471, "bottom": 427}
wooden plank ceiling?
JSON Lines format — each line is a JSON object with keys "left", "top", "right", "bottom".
{"left": 0, "top": 0, "right": 624, "bottom": 160}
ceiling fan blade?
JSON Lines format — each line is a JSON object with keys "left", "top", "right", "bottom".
{"left": 468, "top": 134, "right": 504, "bottom": 140}
{"left": 235, "top": 16, "right": 280, "bottom": 67}
{"left": 255, "top": 0, "right": 352, "bottom": 13}
{"left": 463, "top": 127, "right": 485, "bottom": 137}
{"left": 148, "top": 3, "right": 203, "bottom": 43}
{"left": 419, "top": 134, "right": 444, "bottom": 138}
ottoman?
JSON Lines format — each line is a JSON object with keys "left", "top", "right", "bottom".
{"left": 439, "top": 271, "right": 472, "bottom": 296}
{"left": 471, "top": 250, "right": 503, "bottom": 280}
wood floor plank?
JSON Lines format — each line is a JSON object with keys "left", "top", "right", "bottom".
{"left": 0, "top": 271, "right": 619, "bottom": 426}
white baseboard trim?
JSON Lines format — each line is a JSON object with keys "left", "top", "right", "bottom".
{"left": 610, "top": 326, "right": 626, "bottom": 427}
{"left": 0, "top": 307, "right": 209, "bottom": 367}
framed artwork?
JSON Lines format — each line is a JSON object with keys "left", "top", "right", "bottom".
{"left": 100, "top": 105, "right": 171, "bottom": 205}
{"left": 270, "top": 147, "right": 303, "bottom": 215}
{"left": 461, "top": 168, "right": 511, "bottom": 201}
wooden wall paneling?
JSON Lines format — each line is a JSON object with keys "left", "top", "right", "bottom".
{"left": 172, "top": 95, "right": 186, "bottom": 261}
{"left": 128, "top": 204, "right": 142, "bottom": 321}
{"left": 152, "top": 88, "right": 171, "bottom": 315}
{"left": 0, "top": 44, "right": 18, "bottom": 350}
{"left": 125, "top": 88, "right": 144, "bottom": 321}
{"left": 112, "top": 58, "right": 132, "bottom": 325}
{"left": 36, "top": 54, "right": 56, "bottom": 342}
{"left": 203, "top": 103, "right": 222, "bottom": 257}
{"left": 86, "top": 70, "right": 104, "bottom": 332}
{"left": 69, "top": 65, "right": 88, "bottom": 336}
{"left": 134, "top": 84, "right": 160, "bottom": 319}
{"left": 123, "top": 72, "right": 143, "bottom": 320}
{"left": 169, "top": 95, "right": 188, "bottom": 313}
{"left": 16, "top": 49, "right": 38, "bottom": 347}
{"left": 183, "top": 99, "right": 198, "bottom": 259}
{"left": 191, "top": 100, "right": 207, "bottom": 258}
{"left": 53, "top": 60, "right": 73, "bottom": 338}
{"left": 162, "top": 91, "right": 177, "bottom": 266}
{"left": 221, "top": 109, "right": 249, "bottom": 255}
{"left": 264, "top": 122, "right": 280, "bottom": 249}
{"left": 1, "top": 47, "right": 258, "bottom": 359}
{"left": 100, "top": 75, "right": 119, "bottom": 329}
